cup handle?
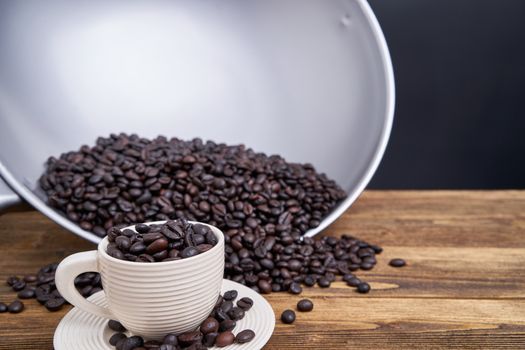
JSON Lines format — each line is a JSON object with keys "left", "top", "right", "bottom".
{"left": 55, "top": 251, "right": 113, "bottom": 319}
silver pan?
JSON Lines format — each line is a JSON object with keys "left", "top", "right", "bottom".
{"left": 0, "top": 0, "right": 394, "bottom": 244}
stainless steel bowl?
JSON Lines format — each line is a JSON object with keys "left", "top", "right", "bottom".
{"left": 0, "top": 0, "right": 394, "bottom": 243}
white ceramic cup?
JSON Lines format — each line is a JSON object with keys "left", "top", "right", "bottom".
{"left": 55, "top": 221, "right": 224, "bottom": 340}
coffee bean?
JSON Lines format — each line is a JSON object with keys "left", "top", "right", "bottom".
{"left": 159, "top": 345, "right": 175, "bottom": 350}
{"left": 108, "top": 320, "right": 127, "bottom": 332}
{"left": 200, "top": 317, "right": 219, "bottom": 334}
{"left": 177, "top": 331, "right": 202, "bottom": 346}
{"left": 23, "top": 275, "right": 37, "bottom": 283}
{"left": 281, "top": 309, "right": 296, "bottom": 324}
{"left": 18, "top": 288, "right": 35, "bottom": 299}
{"left": 357, "top": 282, "right": 371, "bottom": 294}
{"left": 342, "top": 274, "right": 354, "bottom": 282}
{"left": 8, "top": 300, "right": 24, "bottom": 313}
{"left": 297, "top": 299, "right": 314, "bottom": 312}
{"left": 6, "top": 276, "right": 20, "bottom": 286}
{"left": 228, "top": 307, "right": 245, "bottom": 321}
{"left": 129, "top": 242, "right": 146, "bottom": 255}
{"left": 215, "top": 309, "right": 230, "bottom": 322}
{"left": 317, "top": 277, "right": 331, "bottom": 288}
{"left": 215, "top": 331, "right": 235, "bottom": 347}
{"left": 115, "top": 236, "right": 131, "bottom": 251}
{"left": 235, "top": 329, "right": 256, "bottom": 344}
{"left": 236, "top": 297, "right": 253, "bottom": 311}
{"left": 181, "top": 246, "right": 199, "bottom": 258}
{"left": 121, "top": 336, "right": 143, "bottom": 350}
{"left": 303, "top": 275, "right": 316, "bottom": 286}
{"left": 135, "top": 223, "right": 151, "bottom": 234}
{"left": 163, "top": 333, "right": 178, "bottom": 345}
{"left": 12, "top": 281, "right": 26, "bottom": 292}
{"left": 45, "top": 297, "right": 66, "bottom": 311}
{"left": 257, "top": 280, "right": 272, "bottom": 294}
{"left": 203, "top": 332, "right": 218, "bottom": 347}
{"left": 146, "top": 238, "right": 169, "bottom": 254}
{"left": 389, "top": 258, "right": 406, "bottom": 267}
{"left": 346, "top": 277, "right": 362, "bottom": 287}
{"left": 219, "top": 319, "right": 236, "bottom": 332}
{"left": 115, "top": 337, "right": 127, "bottom": 350}
{"left": 289, "top": 282, "right": 302, "bottom": 295}
{"left": 0, "top": 302, "right": 7, "bottom": 313}
{"left": 109, "top": 333, "right": 127, "bottom": 346}
{"left": 223, "top": 290, "right": 238, "bottom": 301}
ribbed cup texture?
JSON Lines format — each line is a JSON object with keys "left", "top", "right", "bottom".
{"left": 97, "top": 223, "right": 224, "bottom": 339}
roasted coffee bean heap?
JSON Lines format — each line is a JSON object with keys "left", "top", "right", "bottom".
{"left": 39, "top": 133, "right": 347, "bottom": 238}
{"left": 3, "top": 263, "right": 102, "bottom": 313}
{"left": 225, "top": 234, "right": 381, "bottom": 295}
{"left": 106, "top": 220, "right": 218, "bottom": 262}
{"left": 108, "top": 290, "right": 256, "bottom": 349}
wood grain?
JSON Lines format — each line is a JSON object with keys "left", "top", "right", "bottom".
{"left": 0, "top": 191, "right": 524, "bottom": 349}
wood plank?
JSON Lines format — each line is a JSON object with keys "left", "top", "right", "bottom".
{"left": 0, "top": 191, "right": 524, "bottom": 349}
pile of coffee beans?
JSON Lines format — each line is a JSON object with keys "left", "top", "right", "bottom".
{"left": 108, "top": 290, "right": 255, "bottom": 349}
{"left": 225, "top": 234, "right": 382, "bottom": 295}
{"left": 3, "top": 263, "right": 102, "bottom": 313}
{"left": 106, "top": 220, "right": 218, "bottom": 262}
{"left": 39, "top": 133, "right": 347, "bottom": 239}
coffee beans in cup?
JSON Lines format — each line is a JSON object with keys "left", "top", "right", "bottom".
{"left": 105, "top": 219, "right": 218, "bottom": 262}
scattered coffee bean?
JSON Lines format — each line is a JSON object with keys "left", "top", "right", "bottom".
{"left": 109, "top": 333, "right": 127, "bottom": 346}
{"left": 236, "top": 297, "right": 253, "bottom": 311}
{"left": 203, "top": 332, "right": 218, "bottom": 347}
{"left": 215, "top": 331, "right": 235, "bottom": 347}
{"left": 357, "top": 282, "right": 371, "bottom": 294}
{"left": 346, "top": 277, "right": 361, "bottom": 287}
{"left": 228, "top": 307, "right": 245, "bottom": 321}
{"left": 45, "top": 297, "right": 66, "bottom": 312}
{"left": 219, "top": 319, "right": 236, "bottom": 332}
{"left": 288, "top": 282, "right": 302, "bottom": 295}
{"left": 200, "top": 317, "right": 219, "bottom": 334}
{"left": 17, "top": 288, "right": 35, "bottom": 299}
{"left": 12, "top": 281, "right": 26, "bottom": 292}
{"left": 342, "top": 274, "right": 354, "bottom": 282}
{"left": 303, "top": 275, "right": 316, "bottom": 286}
{"left": 0, "top": 302, "right": 7, "bottom": 313}
{"left": 7, "top": 300, "right": 24, "bottom": 313}
{"left": 317, "top": 277, "right": 331, "bottom": 288}
{"left": 281, "top": 309, "right": 296, "bottom": 324}
{"left": 23, "top": 275, "right": 37, "bottom": 283}
{"left": 108, "top": 320, "right": 127, "bottom": 332}
{"left": 222, "top": 290, "right": 238, "bottom": 301}
{"left": 6, "top": 276, "right": 19, "bottom": 286}
{"left": 121, "top": 336, "right": 143, "bottom": 350}
{"left": 178, "top": 331, "right": 202, "bottom": 346}
{"left": 236, "top": 329, "right": 255, "bottom": 344}
{"left": 163, "top": 333, "right": 178, "bottom": 346}
{"left": 389, "top": 258, "right": 406, "bottom": 267}
{"left": 159, "top": 345, "right": 175, "bottom": 350}
{"left": 297, "top": 299, "right": 314, "bottom": 312}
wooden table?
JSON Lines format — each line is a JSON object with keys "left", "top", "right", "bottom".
{"left": 1, "top": 191, "right": 524, "bottom": 349}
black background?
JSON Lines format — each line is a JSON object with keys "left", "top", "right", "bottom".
{"left": 367, "top": 0, "right": 525, "bottom": 189}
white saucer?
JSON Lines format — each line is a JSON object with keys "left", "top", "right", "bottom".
{"left": 54, "top": 279, "right": 275, "bottom": 350}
